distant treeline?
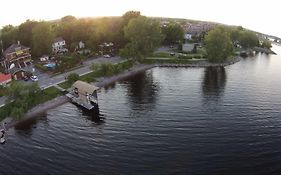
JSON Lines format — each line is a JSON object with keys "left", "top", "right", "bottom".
{"left": 0, "top": 11, "right": 184, "bottom": 59}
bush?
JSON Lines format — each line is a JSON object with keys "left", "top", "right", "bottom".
{"left": 67, "top": 73, "right": 80, "bottom": 84}
{"left": 34, "top": 63, "right": 48, "bottom": 72}
{"left": 91, "top": 60, "right": 133, "bottom": 77}
{"left": 141, "top": 58, "right": 192, "bottom": 64}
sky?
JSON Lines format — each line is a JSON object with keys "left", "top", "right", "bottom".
{"left": 0, "top": 0, "right": 280, "bottom": 37}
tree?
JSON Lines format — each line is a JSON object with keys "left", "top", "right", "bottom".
{"left": 122, "top": 11, "right": 141, "bottom": 26}
{"left": 32, "top": 22, "right": 55, "bottom": 57}
{"left": 67, "top": 73, "right": 80, "bottom": 84}
{"left": 261, "top": 40, "right": 272, "bottom": 49}
{"left": 204, "top": 27, "right": 234, "bottom": 63}
{"left": 18, "top": 20, "right": 38, "bottom": 47}
{"left": 161, "top": 22, "right": 184, "bottom": 45}
{"left": 0, "top": 25, "right": 19, "bottom": 49}
{"left": 5, "top": 82, "right": 41, "bottom": 119}
{"left": 238, "top": 30, "right": 259, "bottom": 49}
{"left": 121, "top": 16, "right": 164, "bottom": 60}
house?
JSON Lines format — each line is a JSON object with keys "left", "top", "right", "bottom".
{"left": 9, "top": 67, "right": 28, "bottom": 80}
{"left": 39, "top": 55, "right": 49, "bottom": 62}
{"left": 184, "top": 33, "right": 192, "bottom": 40}
{"left": 182, "top": 43, "right": 195, "bottom": 52}
{"left": 78, "top": 41, "right": 85, "bottom": 49}
{"left": 0, "top": 73, "right": 12, "bottom": 86}
{"left": 184, "top": 23, "right": 216, "bottom": 39}
{"left": 0, "top": 42, "right": 32, "bottom": 72}
{"left": 52, "top": 37, "right": 68, "bottom": 54}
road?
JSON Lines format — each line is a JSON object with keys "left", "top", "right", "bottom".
{"left": 0, "top": 56, "right": 122, "bottom": 107}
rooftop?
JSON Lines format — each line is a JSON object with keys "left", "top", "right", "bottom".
{"left": 53, "top": 37, "right": 65, "bottom": 43}
{"left": 3, "top": 43, "right": 29, "bottom": 56}
{"left": 0, "top": 73, "right": 12, "bottom": 83}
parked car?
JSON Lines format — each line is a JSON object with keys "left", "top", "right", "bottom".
{"left": 170, "top": 52, "right": 175, "bottom": 56}
{"left": 30, "top": 75, "right": 38, "bottom": 82}
{"left": 103, "top": 54, "right": 111, "bottom": 58}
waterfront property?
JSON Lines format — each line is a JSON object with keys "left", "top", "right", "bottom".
{"left": 66, "top": 80, "right": 99, "bottom": 110}
{"left": 52, "top": 37, "right": 68, "bottom": 54}
{"left": 0, "top": 42, "right": 32, "bottom": 72}
{"left": 0, "top": 73, "right": 12, "bottom": 86}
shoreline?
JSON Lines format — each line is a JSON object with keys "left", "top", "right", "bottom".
{"left": 0, "top": 57, "right": 241, "bottom": 130}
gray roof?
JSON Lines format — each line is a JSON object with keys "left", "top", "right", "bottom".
{"left": 9, "top": 67, "right": 27, "bottom": 75}
{"left": 53, "top": 37, "right": 65, "bottom": 43}
{"left": 3, "top": 43, "right": 29, "bottom": 55}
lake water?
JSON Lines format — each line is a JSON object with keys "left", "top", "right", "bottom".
{"left": 1, "top": 45, "right": 281, "bottom": 175}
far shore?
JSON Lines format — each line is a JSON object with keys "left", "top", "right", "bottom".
{"left": 0, "top": 56, "right": 241, "bottom": 131}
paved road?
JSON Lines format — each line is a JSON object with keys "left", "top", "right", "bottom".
{"left": 0, "top": 56, "right": 122, "bottom": 107}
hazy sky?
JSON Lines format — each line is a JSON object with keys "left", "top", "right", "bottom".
{"left": 1, "top": 0, "right": 280, "bottom": 37}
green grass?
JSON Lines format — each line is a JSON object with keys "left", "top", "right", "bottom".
{"left": 142, "top": 57, "right": 194, "bottom": 64}
{"left": 152, "top": 52, "right": 174, "bottom": 58}
{"left": 40, "top": 87, "right": 63, "bottom": 102}
{"left": 58, "top": 59, "right": 133, "bottom": 89}
{"left": 0, "top": 86, "right": 63, "bottom": 121}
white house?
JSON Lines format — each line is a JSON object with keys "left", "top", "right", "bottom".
{"left": 182, "top": 43, "right": 195, "bottom": 52}
{"left": 52, "top": 37, "right": 68, "bottom": 54}
{"left": 78, "top": 41, "right": 85, "bottom": 49}
{"left": 184, "top": 33, "right": 192, "bottom": 40}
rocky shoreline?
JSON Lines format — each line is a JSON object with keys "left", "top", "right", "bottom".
{"left": 0, "top": 57, "right": 241, "bottom": 131}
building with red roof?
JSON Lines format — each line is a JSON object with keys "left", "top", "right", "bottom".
{"left": 0, "top": 73, "right": 12, "bottom": 86}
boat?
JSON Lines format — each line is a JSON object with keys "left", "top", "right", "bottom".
{"left": 0, "top": 137, "right": 5, "bottom": 144}
{"left": 66, "top": 80, "right": 99, "bottom": 111}
{"left": 0, "top": 129, "right": 5, "bottom": 144}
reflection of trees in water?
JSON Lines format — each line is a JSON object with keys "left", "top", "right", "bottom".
{"left": 14, "top": 114, "right": 47, "bottom": 136}
{"left": 202, "top": 66, "right": 226, "bottom": 101}
{"left": 124, "top": 71, "right": 159, "bottom": 109}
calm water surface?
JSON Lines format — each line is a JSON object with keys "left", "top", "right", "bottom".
{"left": 1, "top": 45, "right": 281, "bottom": 175}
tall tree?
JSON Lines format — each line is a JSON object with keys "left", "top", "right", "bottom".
{"left": 0, "top": 25, "right": 19, "bottom": 49}
{"left": 121, "top": 16, "right": 164, "bottom": 60}
{"left": 32, "top": 22, "right": 55, "bottom": 57}
{"left": 18, "top": 20, "right": 38, "bottom": 47}
{"left": 205, "top": 27, "right": 234, "bottom": 63}
{"left": 161, "top": 22, "right": 184, "bottom": 45}
{"left": 238, "top": 30, "right": 259, "bottom": 49}
{"left": 5, "top": 82, "right": 41, "bottom": 119}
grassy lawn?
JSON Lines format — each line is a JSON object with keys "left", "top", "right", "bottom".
{"left": 142, "top": 57, "right": 193, "bottom": 64}
{"left": 39, "top": 86, "right": 64, "bottom": 103}
{"left": 58, "top": 59, "right": 133, "bottom": 89}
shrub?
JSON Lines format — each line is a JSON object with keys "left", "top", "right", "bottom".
{"left": 67, "top": 73, "right": 80, "bottom": 84}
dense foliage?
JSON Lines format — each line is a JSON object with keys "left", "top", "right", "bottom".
{"left": 0, "top": 83, "right": 62, "bottom": 120}
{"left": 0, "top": 11, "right": 167, "bottom": 60}
{"left": 261, "top": 40, "right": 272, "bottom": 49}
{"left": 204, "top": 27, "right": 233, "bottom": 62}
{"left": 161, "top": 22, "right": 184, "bottom": 45}
{"left": 120, "top": 16, "right": 164, "bottom": 60}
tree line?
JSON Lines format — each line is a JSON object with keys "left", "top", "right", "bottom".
{"left": 204, "top": 26, "right": 272, "bottom": 62}
{"left": 0, "top": 11, "right": 184, "bottom": 60}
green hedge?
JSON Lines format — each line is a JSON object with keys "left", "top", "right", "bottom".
{"left": 141, "top": 58, "right": 193, "bottom": 64}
